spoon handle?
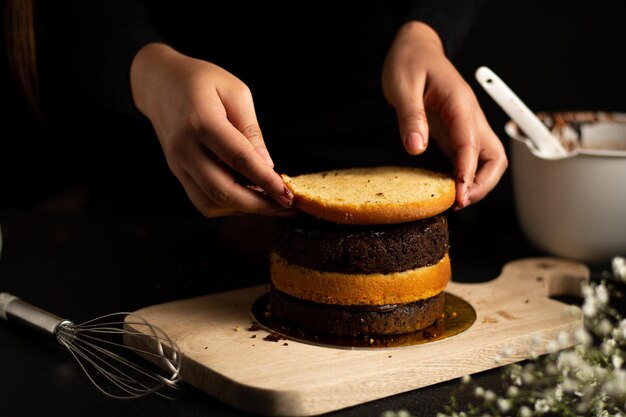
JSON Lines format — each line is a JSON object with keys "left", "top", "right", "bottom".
{"left": 475, "top": 66, "right": 567, "bottom": 157}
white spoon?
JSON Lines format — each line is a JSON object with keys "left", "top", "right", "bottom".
{"left": 475, "top": 66, "right": 568, "bottom": 158}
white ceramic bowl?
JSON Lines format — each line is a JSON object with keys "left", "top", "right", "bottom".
{"left": 506, "top": 111, "right": 626, "bottom": 264}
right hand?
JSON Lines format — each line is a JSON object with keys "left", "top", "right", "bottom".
{"left": 130, "top": 43, "right": 294, "bottom": 217}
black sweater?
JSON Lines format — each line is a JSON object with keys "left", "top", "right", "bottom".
{"left": 38, "top": 1, "right": 482, "bottom": 172}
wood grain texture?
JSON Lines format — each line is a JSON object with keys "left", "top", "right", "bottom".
{"left": 125, "top": 257, "right": 589, "bottom": 416}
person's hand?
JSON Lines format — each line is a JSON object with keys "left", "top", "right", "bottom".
{"left": 382, "top": 21, "right": 507, "bottom": 209}
{"left": 130, "top": 43, "right": 293, "bottom": 217}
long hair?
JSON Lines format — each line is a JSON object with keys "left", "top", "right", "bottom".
{"left": 3, "top": 0, "right": 40, "bottom": 118}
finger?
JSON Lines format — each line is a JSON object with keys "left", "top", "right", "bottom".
{"left": 466, "top": 134, "right": 508, "bottom": 206}
{"left": 448, "top": 120, "right": 480, "bottom": 210}
{"left": 197, "top": 118, "right": 292, "bottom": 208}
{"left": 221, "top": 86, "right": 273, "bottom": 168}
{"left": 186, "top": 148, "right": 294, "bottom": 216}
{"left": 393, "top": 77, "right": 429, "bottom": 155}
{"left": 226, "top": 94, "right": 275, "bottom": 168}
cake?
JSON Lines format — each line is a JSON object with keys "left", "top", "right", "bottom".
{"left": 268, "top": 166, "right": 455, "bottom": 337}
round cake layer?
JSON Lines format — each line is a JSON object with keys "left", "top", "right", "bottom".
{"left": 282, "top": 166, "right": 455, "bottom": 225}
{"left": 270, "top": 252, "right": 451, "bottom": 305}
{"left": 273, "top": 214, "right": 448, "bottom": 274}
{"left": 269, "top": 288, "right": 445, "bottom": 336}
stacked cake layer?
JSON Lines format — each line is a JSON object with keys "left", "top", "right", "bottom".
{"left": 268, "top": 166, "right": 455, "bottom": 337}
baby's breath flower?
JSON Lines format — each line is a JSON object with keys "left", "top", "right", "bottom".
{"left": 522, "top": 371, "right": 535, "bottom": 385}
{"left": 602, "top": 338, "right": 617, "bottom": 356}
{"left": 546, "top": 340, "right": 559, "bottom": 353}
{"left": 500, "top": 346, "right": 514, "bottom": 357}
{"left": 506, "top": 385, "right": 519, "bottom": 397}
{"left": 576, "top": 328, "right": 593, "bottom": 346}
{"left": 519, "top": 405, "right": 532, "bottom": 417}
{"left": 612, "top": 256, "right": 626, "bottom": 281}
{"left": 496, "top": 397, "right": 511, "bottom": 413}
{"left": 383, "top": 411, "right": 412, "bottom": 417}
{"left": 557, "top": 330, "right": 570, "bottom": 347}
{"left": 483, "top": 390, "right": 496, "bottom": 402}
{"left": 597, "top": 283, "right": 609, "bottom": 304}
{"left": 583, "top": 297, "right": 598, "bottom": 317}
{"left": 612, "top": 355, "right": 624, "bottom": 369}
{"left": 461, "top": 374, "right": 471, "bottom": 384}
{"left": 534, "top": 398, "right": 550, "bottom": 414}
{"left": 560, "top": 378, "right": 578, "bottom": 394}
{"left": 546, "top": 363, "right": 558, "bottom": 376}
{"left": 613, "top": 319, "right": 626, "bottom": 340}
{"left": 475, "top": 386, "right": 485, "bottom": 397}
{"left": 598, "top": 319, "right": 614, "bottom": 337}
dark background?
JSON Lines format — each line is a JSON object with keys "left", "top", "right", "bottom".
{"left": 0, "top": 3, "right": 624, "bottom": 416}
{"left": 2, "top": 0, "right": 626, "bottom": 217}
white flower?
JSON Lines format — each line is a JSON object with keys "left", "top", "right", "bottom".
{"left": 461, "top": 374, "right": 471, "bottom": 384}
{"left": 602, "top": 338, "right": 617, "bottom": 356}
{"left": 576, "top": 328, "right": 593, "bottom": 346}
{"left": 615, "top": 319, "right": 626, "bottom": 340}
{"left": 475, "top": 386, "right": 485, "bottom": 397}
{"left": 560, "top": 378, "right": 578, "bottom": 394}
{"left": 557, "top": 330, "right": 570, "bottom": 347}
{"left": 500, "top": 346, "right": 514, "bottom": 357}
{"left": 546, "top": 363, "right": 558, "bottom": 376}
{"left": 497, "top": 398, "right": 511, "bottom": 413}
{"left": 519, "top": 406, "right": 532, "bottom": 417}
{"left": 535, "top": 398, "right": 550, "bottom": 414}
{"left": 484, "top": 390, "right": 496, "bottom": 402}
{"left": 547, "top": 340, "right": 559, "bottom": 353}
{"left": 612, "top": 355, "right": 624, "bottom": 369}
{"left": 583, "top": 297, "right": 598, "bottom": 317}
{"left": 596, "top": 283, "right": 609, "bottom": 304}
{"left": 598, "top": 319, "right": 614, "bottom": 337}
{"left": 507, "top": 385, "right": 519, "bottom": 397}
{"left": 612, "top": 256, "right": 626, "bottom": 281}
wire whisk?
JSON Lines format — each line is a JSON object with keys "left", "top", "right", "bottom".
{"left": 0, "top": 292, "right": 182, "bottom": 399}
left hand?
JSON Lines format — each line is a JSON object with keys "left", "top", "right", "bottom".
{"left": 382, "top": 21, "right": 507, "bottom": 209}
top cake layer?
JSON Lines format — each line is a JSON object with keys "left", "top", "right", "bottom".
{"left": 282, "top": 166, "right": 455, "bottom": 225}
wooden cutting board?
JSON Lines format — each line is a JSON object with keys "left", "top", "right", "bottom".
{"left": 126, "top": 257, "right": 588, "bottom": 416}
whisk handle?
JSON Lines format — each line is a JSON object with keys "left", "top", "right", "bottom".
{"left": 0, "top": 292, "right": 70, "bottom": 337}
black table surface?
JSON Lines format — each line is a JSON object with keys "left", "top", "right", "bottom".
{"left": 1, "top": 202, "right": 607, "bottom": 417}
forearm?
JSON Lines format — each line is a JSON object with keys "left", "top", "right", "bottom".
{"left": 397, "top": 0, "right": 484, "bottom": 57}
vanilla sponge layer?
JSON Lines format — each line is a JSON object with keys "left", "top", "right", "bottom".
{"left": 269, "top": 252, "right": 451, "bottom": 305}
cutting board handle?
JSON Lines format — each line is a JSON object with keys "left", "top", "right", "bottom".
{"left": 497, "top": 257, "right": 590, "bottom": 298}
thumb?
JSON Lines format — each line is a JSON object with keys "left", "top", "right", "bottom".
{"left": 393, "top": 81, "right": 429, "bottom": 156}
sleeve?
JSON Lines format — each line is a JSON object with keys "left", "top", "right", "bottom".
{"left": 396, "top": 0, "right": 486, "bottom": 57}
{"left": 39, "top": 0, "right": 163, "bottom": 118}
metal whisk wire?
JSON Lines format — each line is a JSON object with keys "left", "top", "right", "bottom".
{"left": 0, "top": 293, "right": 183, "bottom": 400}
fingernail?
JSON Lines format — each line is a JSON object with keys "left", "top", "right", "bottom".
{"left": 279, "top": 186, "right": 293, "bottom": 208}
{"left": 405, "top": 132, "right": 424, "bottom": 154}
{"left": 257, "top": 148, "right": 274, "bottom": 168}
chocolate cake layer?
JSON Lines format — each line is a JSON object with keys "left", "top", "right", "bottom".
{"left": 272, "top": 214, "right": 448, "bottom": 274}
{"left": 269, "top": 288, "right": 445, "bottom": 336}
